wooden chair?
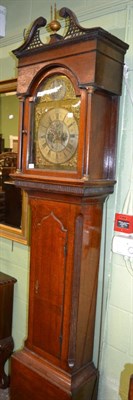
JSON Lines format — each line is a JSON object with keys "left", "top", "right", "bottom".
{"left": 0, "top": 151, "right": 17, "bottom": 189}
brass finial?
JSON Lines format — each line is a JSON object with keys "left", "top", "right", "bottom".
{"left": 49, "top": 3, "right": 61, "bottom": 33}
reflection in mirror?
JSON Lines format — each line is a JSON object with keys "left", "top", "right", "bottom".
{"left": 0, "top": 79, "right": 29, "bottom": 244}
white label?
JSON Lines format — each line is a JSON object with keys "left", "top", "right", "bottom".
{"left": 28, "top": 163, "right": 34, "bottom": 169}
{"left": 112, "top": 235, "right": 133, "bottom": 257}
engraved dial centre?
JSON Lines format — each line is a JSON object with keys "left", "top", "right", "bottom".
{"left": 46, "top": 120, "right": 69, "bottom": 152}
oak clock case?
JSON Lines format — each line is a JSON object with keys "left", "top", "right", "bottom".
{"left": 10, "top": 7, "right": 128, "bottom": 400}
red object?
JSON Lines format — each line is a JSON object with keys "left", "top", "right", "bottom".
{"left": 114, "top": 213, "right": 133, "bottom": 234}
{"left": 128, "top": 375, "right": 133, "bottom": 400}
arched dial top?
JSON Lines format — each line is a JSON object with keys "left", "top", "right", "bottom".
{"left": 31, "top": 74, "right": 80, "bottom": 171}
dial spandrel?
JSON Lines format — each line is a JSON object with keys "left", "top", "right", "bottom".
{"left": 31, "top": 74, "right": 80, "bottom": 171}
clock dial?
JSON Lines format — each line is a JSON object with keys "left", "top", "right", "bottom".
{"left": 33, "top": 74, "right": 80, "bottom": 171}
{"left": 38, "top": 108, "right": 78, "bottom": 164}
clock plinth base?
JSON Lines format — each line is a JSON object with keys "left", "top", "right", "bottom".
{"left": 10, "top": 349, "right": 98, "bottom": 400}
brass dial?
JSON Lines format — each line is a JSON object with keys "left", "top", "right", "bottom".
{"left": 49, "top": 78, "right": 66, "bottom": 100}
{"left": 38, "top": 107, "right": 78, "bottom": 164}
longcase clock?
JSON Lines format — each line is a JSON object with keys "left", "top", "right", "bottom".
{"left": 10, "top": 7, "right": 128, "bottom": 400}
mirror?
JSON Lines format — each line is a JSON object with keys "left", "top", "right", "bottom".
{"left": 0, "top": 79, "right": 29, "bottom": 244}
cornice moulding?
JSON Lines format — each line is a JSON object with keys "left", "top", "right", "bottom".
{"left": 77, "top": 0, "right": 132, "bottom": 21}
{"left": 0, "top": 0, "right": 131, "bottom": 48}
{"left": 0, "top": 32, "right": 23, "bottom": 48}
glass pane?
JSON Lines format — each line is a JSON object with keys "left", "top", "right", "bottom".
{"left": 29, "top": 74, "right": 80, "bottom": 172}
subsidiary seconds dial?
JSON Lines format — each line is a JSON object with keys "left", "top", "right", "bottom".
{"left": 38, "top": 108, "right": 79, "bottom": 164}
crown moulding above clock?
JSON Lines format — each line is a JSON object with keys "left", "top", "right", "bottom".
{"left": 12, "top": 7, "right": 128, "bottom": 58}
{"left": 0, "top": 0, "right": 130, "bottom": 48}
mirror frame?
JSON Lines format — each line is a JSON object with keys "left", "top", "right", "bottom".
{"left": 0, "top": 79, "right": 29, "bottom": 244}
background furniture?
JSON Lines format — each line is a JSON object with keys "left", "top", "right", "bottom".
{"left": 0, "top": 272, "right": 17, "bottom": 389}
{"left": 0, "top": 152, "right": 21, "bottom": 228}
{"left": 0, "top": 191, "right": 5, "bottom": 223}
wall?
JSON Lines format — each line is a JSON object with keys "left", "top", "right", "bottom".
{"left": 0, "top": 1, "right": 133, "bottom": 399}
{"left": 97, "top": 5, "right": 133, "bottom": 399}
